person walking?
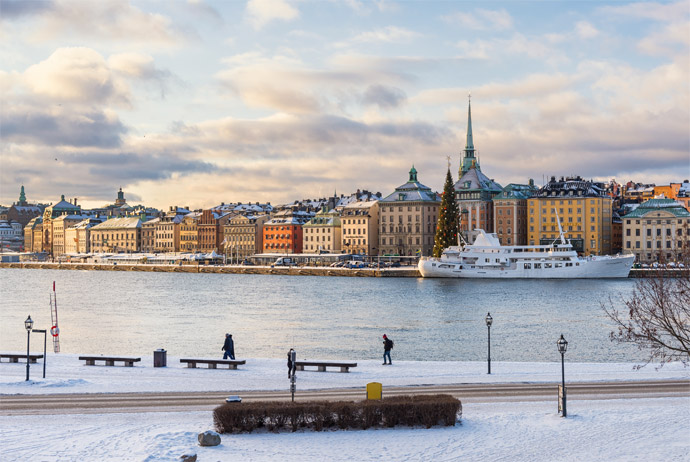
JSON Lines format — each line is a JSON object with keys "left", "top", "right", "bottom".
{"left": 287, "top": 348, "right": 295, "bottom": 378}
{"left": 382, "top": 334, "right": 393, "bottom": 365}
{"left": 222, "top": 333, "right": 235, "bottom": 360}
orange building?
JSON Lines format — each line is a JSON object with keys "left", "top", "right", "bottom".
{"left": 262, "top": 213, "right": 310, "bottom": 254}
{"left": 653, "top": 183, "right": 682, "bottom": 200}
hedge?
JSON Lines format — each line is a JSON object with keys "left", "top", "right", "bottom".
{"left": 213, "top": 394, "right": 462, "bottom": 433}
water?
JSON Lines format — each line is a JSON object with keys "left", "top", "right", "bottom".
{"left": 0, "top": 269, "right": 641, "bottom": 363}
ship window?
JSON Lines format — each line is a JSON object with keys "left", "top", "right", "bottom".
{"left": 545, "top": 263, "right": 552, "bottom": 268}
{"left": 555, "top": 263, "right": 562, "bottom": 268}
{"left": 524, "top": 263, "right": 531, "bottom": 269}
{"left": 534, "top": 263, "right": 542, "bottom": 269}
{"left": 566, "top": 263, "right": 572, "bottom": 267}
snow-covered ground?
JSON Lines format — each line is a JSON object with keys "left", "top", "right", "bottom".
{"left": 1, "top": 355, "right": 688, "bottom": 461}
{"left": 2, "top": 398, "right": 688, "bottom": 461}
{"left": 1, "top": 353, "right": 688, "bottom": 394}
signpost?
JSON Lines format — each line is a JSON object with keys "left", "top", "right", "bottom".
{"left": 32, "top": 329, "right": 47, "bottom": 378}
{"left": 289, "top": 349, "right": 297, "bottom": 402}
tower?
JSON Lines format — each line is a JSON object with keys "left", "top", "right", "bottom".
{"left": 115, "top": 187, "right": 126, "bottom": 206}
{"left": 460, "top": 96, "right": 478, "bottom": 176}
{"left": 18, "top": 186, "right": 27, "bottom": 206}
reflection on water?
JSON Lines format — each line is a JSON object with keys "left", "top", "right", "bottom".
{"left": 0, "top": 269, "right": 639, "bottom": 362}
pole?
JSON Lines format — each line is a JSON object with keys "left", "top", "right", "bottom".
{"left": 561, "top": 351, "right": 567, "bottom": 417}
{"left": 25, "top": 328, "right": 30, "bottom": 381}
{"left": 487, "top": 324, "right": 491, "bottom": 374}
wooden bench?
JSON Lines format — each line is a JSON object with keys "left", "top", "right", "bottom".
{"left": 79, "top": 356, "right": 141, "bottom": 367}
{"left": 180, "top": 359, "right": 246, "bottom": 369}
{"left": 294, "top": 361, "right": 357, "bottom": 373}
{"left": 0, "top": 353, "right": 44, "bottom": 364}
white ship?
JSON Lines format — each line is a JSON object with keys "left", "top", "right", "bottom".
{"left": 418, "top": 229, "right": 635, "bottom": 279}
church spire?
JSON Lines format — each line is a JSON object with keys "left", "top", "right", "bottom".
{"left": 460, "top": 94, "right": 478, "bottom": 175}
{"left": 18, "top": 185, "right": 27, "bottom": 205}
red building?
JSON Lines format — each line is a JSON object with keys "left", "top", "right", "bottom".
{"left": 198, "top": 210, "right": 233, "bottom": 253}
{"left": 262, "top": 213, "right": 310, "bottom": 254}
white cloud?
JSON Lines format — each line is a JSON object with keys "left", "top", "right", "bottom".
{"left": 245, "top": 0, "right": 299, "bottom": 30}
{"left": 443, "top": 8, "right": 513, "bottom": 31}
{"left": 575, "top": 21, "right": 599, "bottom": 39}
{"left": 351, "top": 26, "right": 422, "bottom": 44}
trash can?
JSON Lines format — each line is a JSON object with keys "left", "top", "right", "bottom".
{"left": 153, "top": 349, "right": 167, "bottom": 367}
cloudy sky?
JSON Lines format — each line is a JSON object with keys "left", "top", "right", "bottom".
{"left": 1, "top": 0, "right": 688, "bottom": 210}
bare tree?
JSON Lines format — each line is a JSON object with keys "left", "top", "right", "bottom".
{"left": 603, "top": 229, "right": 690, "bottom": 368}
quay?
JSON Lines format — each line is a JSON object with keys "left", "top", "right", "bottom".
{"left": 0, "top": 262, "right": 420, "bottom": 277}
{"left": 0, "top": 262, "right": 684, "bottom": 278}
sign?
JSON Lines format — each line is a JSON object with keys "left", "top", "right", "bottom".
{"left": 366, "top": 382, "right": 382, "bottom": 400}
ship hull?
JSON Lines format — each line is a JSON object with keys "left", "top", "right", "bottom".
{"left": 418, "top": 254, "right": 635, "bottom": 279}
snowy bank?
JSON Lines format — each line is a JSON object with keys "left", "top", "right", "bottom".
{"left": 1, "top": 353, "right": 688, "bottom": 395}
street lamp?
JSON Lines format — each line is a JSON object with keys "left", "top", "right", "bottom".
{"left": 24, "top": 315, "right": 33, "bottom": 381}
{"left": 557, "top": 334, "right": 568, "bottom": 417}
{"left": 485, "top": 312, "right": 493, "bottom": 374}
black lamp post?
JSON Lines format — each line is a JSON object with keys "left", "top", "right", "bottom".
{"left": 557, "top": 334, "right": 568, "bottom": 417}
{"left": 485, "top": 312, "right": 493, "bottom": 374}
{"left": 24, "top": 315, "right": 34, "bottom": 381}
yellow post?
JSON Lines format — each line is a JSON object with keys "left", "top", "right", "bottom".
{"left": 366, "top": 382, "right": 382, "bottom": 400}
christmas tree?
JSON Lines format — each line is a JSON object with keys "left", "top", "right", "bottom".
{"left": 433, "top": 168, "right": 460, "bottom": 257}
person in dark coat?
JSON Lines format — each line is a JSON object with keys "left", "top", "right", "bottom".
{"left": 287, "top": 348, "right": 295, "bottom": 378}
{"left": 382, "top": 334, "right": 393, "bottom": 365}
{"left": 222, "top": 333, "right": 235, "bottom": 360}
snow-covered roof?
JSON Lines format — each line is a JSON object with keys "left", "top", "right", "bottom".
{"left": 91, "top": 217, "right": 142, "bottom": 230}
{"left": 454, "top": 168, "right": 503, "bottom": 192}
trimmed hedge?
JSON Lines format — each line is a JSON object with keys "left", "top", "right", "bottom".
{"left": 213, "top": 394, "right": 461, "bottom": 433}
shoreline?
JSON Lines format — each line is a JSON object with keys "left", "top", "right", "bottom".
{"left": 0, "top": 262, "right": 683, "bottom": 278}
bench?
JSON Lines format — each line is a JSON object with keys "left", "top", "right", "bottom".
{"left": 294, "top": 361, "right": 357, "bottom": 373}
{"left": 180, "top": 359, "right": 246, "bottom": 369}
{"left": 0, "top": 354, "right": 44, "bottom": 364}
{"left": 79, "top": 356, "right": 141, "bottom": 367}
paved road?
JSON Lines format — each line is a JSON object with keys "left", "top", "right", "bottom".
{"left": 2, "top": 379, "right": 688, "bottom": 415}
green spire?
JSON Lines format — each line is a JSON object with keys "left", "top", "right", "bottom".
{"left": 409, "top": 165, "right": 418, "bottom": 182}
{"left": 19, "top": 185, "right": 26, "bottom": 203}
{"left": 460, "top": 95, "right": 478, "bottom": 175}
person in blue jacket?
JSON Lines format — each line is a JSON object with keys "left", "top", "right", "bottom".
{"left": 222, "top": 333, "right": 235, "bottom": 360}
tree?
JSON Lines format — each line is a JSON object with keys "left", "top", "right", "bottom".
{"left": 603, "top": 235, "right": 690, "bottom": 368}
{"left": 433, "top": 168, "right": 460, "bottom": 257}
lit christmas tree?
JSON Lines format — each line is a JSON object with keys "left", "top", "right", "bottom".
{"left": 433, "top": 168, "right": 460, "bottom": 257}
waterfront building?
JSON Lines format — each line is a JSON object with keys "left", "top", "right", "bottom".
{"left": 0, "top": 219, "right": 23, "bottom": 251}
{"left": 140, "top": 217, "right": 159, "bottom": 253}
{"left": 25, "top": 217, "right": 43, "bottom": 252}
{"left": 379, "top": 166, "right": 440, "bottom": 257}
{"left": 454, "top": 100, "right": 503, "bottom": 242}
{"left": 302, "top": 207, "right": 341, "bottom": 254}
{"left": 7, "top": 186, "right": 43, "bottom": 229}
{"left": 528, "top": 176, "right": 612, "bottom": 256}
{"left": 224, "top": 214, "right": 269, "bottom": 260}
{"left": 64, "top": 218, "right": 103, "bottom": 254}
{"left": 622, "top": 198, "right": 690, "bottom": 263}
{"left": 341, "top": 201, "right": 379, "bottom": 256}
{"left": 180, "top": 212, "right": 201, "bottom": 252}
{"left": 263, "top": 211, "right": 310, "bottom": 254}
{"left": 154, "top": 207, "right": 188, "bottom": 253}
{"left": 612, "top": 211, "right": 623, "bottom": 255}
{"left": 41, "top": 195, "right": 81, "bottom": 254}
{"left": 90, "top": 217, "right": 142, "bottom": 253}
{"left": 677, "top": 181, "right": 690, "bottom": 211}
{"left": 52, "top": 214, "right": 88, "bottom": 256}
{"left": 653, "top": 183, "right": 682, "bottom": 200}
{"left": 492, "top": 182, "right": 536, "bottom": 245}
{"left": 199, "top": 210, "right": 233, "bottom": 253}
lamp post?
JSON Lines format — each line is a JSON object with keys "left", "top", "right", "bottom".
{"left": 485, "top": 312, "right": 493, "bottom": 374}
{"left": 24, "top": 315, "right": 33, "bottom": 381}
{"left": 557, "top": 334, "right": 568, "bottom": 417}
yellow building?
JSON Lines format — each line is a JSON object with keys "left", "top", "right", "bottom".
{"left": 180, "top": 212, "right": 200, "bottom": 252}
{"left": 90, "top": 217, "right": 142, "bottom": 253}
{"left": 528, "top": 176, "right": 612, "bottom": 256}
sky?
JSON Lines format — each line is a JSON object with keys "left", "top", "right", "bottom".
{"left": 1, "top": 0, "right": 689, "bottom": 211}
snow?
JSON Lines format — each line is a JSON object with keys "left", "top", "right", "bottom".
{"left": 1, "top": 355, "right": 688, "bottom": 461}
{"left": 1, "top": 353, "right": 688, "bottom": 395}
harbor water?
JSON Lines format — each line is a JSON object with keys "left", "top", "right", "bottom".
{"left": 0, "top": 269, "right": 642, "bottom": 363}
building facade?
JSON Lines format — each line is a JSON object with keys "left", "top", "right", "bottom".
{"left": 622, "top": 198, "right": 690, "bottom": 263}
{"left": 302, "top": 207, "right": 341, "bottom": 254}
{"left": 180, "top": 212, "right": 200, "bottom": 252}
{"left": 90, "top": 217, "right": 142, "bottom": 253}
{"left": 341, "top": 201, "right": 379, "bottom": 256}
{"left": 492, "top": 182, "right": 536, "bottom": 246}
{"left": 263, "top": 213, "right": 309, "bottom": 254}
{"left": 140, "top": 218, "right": 159, "bottom": 253}
{"left": 224, "top": 214, "right": 269, "bottom": 260}
{"left": 51, "top": 214, "right": 87, "bottom": 256}
{"left": 198, "top": 210, "right": 233, "bottom": 253}
{"left": 528, "top": 176, "right": 613, "bottom": 256}
{"left": 379, "top": 166, "right": 440, "bottom": 257}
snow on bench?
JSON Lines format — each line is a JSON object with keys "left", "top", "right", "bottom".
{"left": 0, "top": 353, "right": 44, "bottom": 364}
{"left": 294, "top": 361, "right": 357, "bottom": 373}
{"left": 79, "top": 356, "right": 141, "bottom": 367}
{"left": 179, "top": 359, "right": 246, "bottom": 370}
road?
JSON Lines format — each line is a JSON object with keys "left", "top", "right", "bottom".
{"left": 2, "top": 379, "right": 688, "bottom": 415}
